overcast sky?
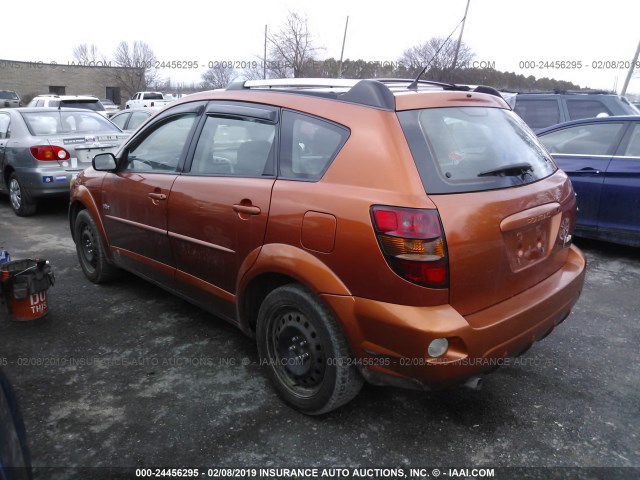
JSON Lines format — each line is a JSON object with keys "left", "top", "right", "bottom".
{"left": 3, "top": 0, "right": 640, "bottom": 95}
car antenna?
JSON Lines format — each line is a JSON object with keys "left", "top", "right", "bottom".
{"left": 408, "top": 17, "right": 465, "bottom": 90}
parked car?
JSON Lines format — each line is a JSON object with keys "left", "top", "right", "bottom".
{"left": 69, "top": 78, "right": 586, "bottom": 414}
{"left": 125, "top": 92, "right": 172, "bottom": 109}
{"left": 0, "top": 108, "right": 128, "bottom": 216}
{"left": 27, "top": 95, "right": 108, "bottom": 117}
{"left": 0, "top": 369, "right": 31, "bottom": 480}
{"left": 109, "top": 108, "right": 160, "bottom": 132}
{"left": 0, "top": 91, "right": 22, "bottom": 109}
{"left": 100, "top": 99, "right": 120, "bottom": 117}
{"left": 538, "top": 115, "right": 640, "bottom": 246}
{"left": 502, "top": 90, "right": 639, "bottom": 132}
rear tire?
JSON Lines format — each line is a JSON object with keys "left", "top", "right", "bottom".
{"left": 74, "top": 210, "right": 120, "bottom": 283}
{"left": 8, "top": 173, "right": 37, "bottom": 217}
{"left": 256, "top": 284, "right": 364, "bottom": 415}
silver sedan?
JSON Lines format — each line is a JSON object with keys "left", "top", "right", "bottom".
{"left": 0, "top": 108, "right": 129, "bottom": 216}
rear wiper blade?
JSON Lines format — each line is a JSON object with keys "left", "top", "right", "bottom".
{"left": 478, "top": 162, "right": 533, "bottom": 177}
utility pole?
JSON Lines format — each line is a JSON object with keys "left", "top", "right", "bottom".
{"left": 451, "top": 0, "right": 471, "bottom": 71}
{"left": 263, "top": 25, "right": 268, "bottom": 80}
{"left": 338, "top": 16, "right": 349, "bottom": 78}
{"left": 621, "top": 39, "right": 640, "bottom": 96}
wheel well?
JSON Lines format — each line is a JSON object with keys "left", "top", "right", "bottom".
{"left": 68, "top": 201, "right": 86, "bottom": 242}
{"left": 3, "top": 166, "right": 14, "bottom": 187}
{"left": 241, "top": 273, "right": 297, "bottom": 334}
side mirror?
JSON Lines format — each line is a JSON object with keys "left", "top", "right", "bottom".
{"left": 93, "top": 152, "right": 117, "bottom": 171}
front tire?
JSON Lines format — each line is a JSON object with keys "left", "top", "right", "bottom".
{"left": 256, "top": 284, "right": 364, "bottom": 415}
{"left": 8, "top": 173, "right": 37, "bottom": 217}
{"left": 74, "top": 210, "right": 120, "bottom": 283}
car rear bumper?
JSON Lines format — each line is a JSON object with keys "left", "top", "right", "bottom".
{"left": 13, "top": 167, "right": 78, "bottom": 198}
{"left": 323, "top": 244, "right": 586, "bottom": 390}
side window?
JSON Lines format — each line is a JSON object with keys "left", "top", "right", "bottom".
{"left": 624, "top": 124, "right": 640, "bottom": 157}
{"left": 514, "top": 99, "right": 561, "bottom": 130}
{"left": 279, "top": 111, "right": 349, "bottom": 180}
{"left": 124, "top": 114, "right": 197, "bottom": 172}
{"left": 190, "top": 116, "right": 275, "bottom": 176}
{"left": 566, "top": 100, "right": 613, "bottom": 120}
{"left": 110, "top": 112, "right": 129, "bottom": 130}
{"left": 0, "top": 114, "right": 10, "bottom": 139}
{"left": 128, "top": 112, "right": 151, "bottom": 131}
{"left": 539, "top": 123, "right": 624, "bottom": 156}
{"left": 35, "top": 100, "right": 44, "bottom": 107}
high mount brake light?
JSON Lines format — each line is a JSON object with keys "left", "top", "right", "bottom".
{"left": 30, "top": 145, "right": 70, "bottom": 161}
{"left": 371, "top": 206, "right": 449, "bottom": 288}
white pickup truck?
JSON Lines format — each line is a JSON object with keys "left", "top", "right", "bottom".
{"left": 125, "top": 92, "right": 172, "bottom": 109}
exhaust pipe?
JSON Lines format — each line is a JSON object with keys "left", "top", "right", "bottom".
{"left": 463, "top": 376, "right": 483, "bottom": 390}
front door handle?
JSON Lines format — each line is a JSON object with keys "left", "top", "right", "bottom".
{"left": 232, "top": 204, "right": 261, "bottom": 215}
{"left": 577, "top": 167, "right": 601, "bottom": 174}
{"left": 148, "top": 192, "right": 167, "bottom": 201}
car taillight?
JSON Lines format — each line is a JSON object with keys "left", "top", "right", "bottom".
{"left": 371, "top": 206, "right": 449, "bottom": 288}
{"left": 30, "top": 145, "right": 70, "bottom": 161}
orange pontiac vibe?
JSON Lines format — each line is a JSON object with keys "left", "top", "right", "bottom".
{"left": 69, "top": 78, "right": 586, "bottom": 414}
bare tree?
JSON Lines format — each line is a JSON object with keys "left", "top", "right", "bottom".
{"left": 201, "top": 64, "right": 238, "bottom": 89}
{"left": 240, "top": 66, "right": 266, "bottom": 81}
{"left": 110, "top": 41, "right": 159, "bottom": 98}
{"left": 72, "top": 44, "right": 105, "bottom": 64}
{"left": 267, "top": 11, "right": 321, "bottom": 78}
{"left": 401, "top": 37, "right": 474, "bottom": 82}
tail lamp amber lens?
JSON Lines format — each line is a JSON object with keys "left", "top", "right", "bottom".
{"left": 371, "top": 206, "right": 449, "bottom": 288}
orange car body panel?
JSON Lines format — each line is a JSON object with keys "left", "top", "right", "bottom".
{"left": 70, "top": 83, "right": 586, "bottom": 390}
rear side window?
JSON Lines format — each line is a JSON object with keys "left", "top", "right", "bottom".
{"left": 279, "top": 111, "right": 349, "bottom": 181}
{"left": 22, "top": 111, "right": 120, "bottom": 135}
{"left": 128, "top": 111, "right": 151, "bottom": 131}
{"left": 566, "top": 100, "right": 612, "bottom": 120}
{"left": 110, "top": 112, "right": 129, "bottom": 130}
{"left": 539, "top": 123, "right": 625, "bottom": 155}
{"left": 59, "top": 100, "right": 103, "bottom": 112}
{"left": 514, "top": 99, "right": 561, "bottom": 130}
{"left": 190, "top": 116, "right": 276, "bottom": 176}
{"left": 0, "top": 113, "right": 10, "bottom": 138}
{"left": 624, "top": 124, "right": 640, "bottom": 157}
{"left": 398, "top": 107, "right": 557, "bottom": 194}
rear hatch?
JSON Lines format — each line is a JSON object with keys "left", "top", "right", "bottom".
{"left": 21, "top": 110, "right": 128, "bottom": 170}
{"left": 397, "top": 105, "right": 576, "bottom": 317}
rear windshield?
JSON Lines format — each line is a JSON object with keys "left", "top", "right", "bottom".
{"left": 59, "top": 100, "right": 104, "bottom": 111}
{"left": 398, "top": 107, "right": 557, "bottom": 194}
{"left": 22, "top": 111, "right": 121, "bottom": 135}
{"left": 143, "top": 93, "right": 164, "bottom": 100}
{"left": 0, "top": 91, "right": 18, "bottom": 100}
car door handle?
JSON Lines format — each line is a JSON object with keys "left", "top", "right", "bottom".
{"left": 148, "top": 192, "right": 167, "bottom": 201}
{"left": 232, "top": 204, "right": 261, "bottom": 215}
{"left": 577, "top": 167, "right": 601, "bottom": 174}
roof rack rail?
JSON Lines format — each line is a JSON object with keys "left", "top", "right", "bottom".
{"left": 510, "top": 89, "right": 612, "bottom": 95}
{"left": 225, "top": 78, "right": 504, "bottom": 109}
{"left": 227, "top": 78, "right": 359, "bottom": 90}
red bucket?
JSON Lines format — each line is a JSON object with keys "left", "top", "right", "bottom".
{"left": 0, "top": 259, "right": 54, "bottom": 322}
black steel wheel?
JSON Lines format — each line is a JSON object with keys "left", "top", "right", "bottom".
{"left": 74, "top": 210, "right": 120, "bottom": 283}
{"left": 257, "top": 284, "right": 363, "bottom": 415}
{"left": 8, "top": 173, "right": 36, "bottom": 217}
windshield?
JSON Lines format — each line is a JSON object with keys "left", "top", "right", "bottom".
{"left": 0, "top": 91, "right": 18, "bottom": 100}
{"left": 22, "top": 111, "right": 121, "bottom": 135}
{"left": 398, "top": 107, "right": 557, "bottom": 194}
